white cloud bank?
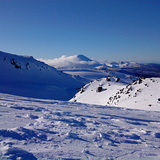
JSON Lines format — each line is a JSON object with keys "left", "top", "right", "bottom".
{"left": 38, "top": 55, "right": 101, "bottom": 68}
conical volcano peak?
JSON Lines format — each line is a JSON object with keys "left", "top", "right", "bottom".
{"left": 76, "top": 54, "right": 92, "bottom": 61}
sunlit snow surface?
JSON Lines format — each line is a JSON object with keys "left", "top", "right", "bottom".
{"left": 71, "top": 77, "right": 160, "bottom": 111}
{"left": 1, "top": 93, "right": 160, "bottom": 159}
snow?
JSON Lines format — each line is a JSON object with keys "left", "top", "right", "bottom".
{"left": 38, "top": 54, "right": 141, "bottom": 70}
{"left": 71, "top": 77, "right": 127, "bottom": 105}
{"left": 1, "top": 51, "right": 160, "bottom": 159}
{"left": 71, "top": 77, "right": 160, "bottom": 111}
{"left": 102, "top": 60, "right": 141, "bottom": 68}
{"left": 108, "top": 78, "right": 160, "bottom": 110}
{"left": 38, "top": 54, "right": 139, "bottom": 83}
{"left": 1, "top": 92, "right": 160, "bottom": 159}
{"left": 0, "top": 51, "right": 84, "bottom": 100}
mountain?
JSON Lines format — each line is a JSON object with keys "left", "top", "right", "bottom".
{"left": 38, "top": 54, "right": 101, "bottom": 69}
{"left": 39, "top": 55, "right": 141, "bottom": 69}
{"left": 39, "top": 55, "right": 160, "bottom": 83}
{"left": 102, "top": 60, "right": 141, "bottom": 68}
{"left": 0, "top": 51, "right": 84, "bottom": 100}
{"left": 71, "top": 77, "right": 160, "bottom": 111}
{"left": 116, "top": 63, "right": 160, "bottom": 78}
{"left": 76, "top": 54, "right": 92, "bottom": 61}
{"left": 101, "top": 60, "right": 160, "bottom": 78}
{"left": 39, "top": 55, "right": 139, "bottom": 83}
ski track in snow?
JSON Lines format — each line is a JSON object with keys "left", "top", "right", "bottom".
{"left": 1, "top": 93, "right": 160, "bottom": 159}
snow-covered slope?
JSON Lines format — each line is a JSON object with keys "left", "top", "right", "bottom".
{"left": 107, "top": 78, "right": 160, "bottom": 110}
{"left": 71, "top": 77, "right": 160, "bottom": 111}
{"left": 0, "top": 51, "right": 84, "bottom": 100}
{"left": 1, "top": 92, "right": 160, "bottom": 159}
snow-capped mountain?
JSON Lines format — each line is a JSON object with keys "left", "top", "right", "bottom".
{"left": 39, "top": 55, "right": 140, "bottom": 83}
{"left": 0, "top": 51, "right": 84, "bottom": 100}
{"left": 102, "top": 60, "right": 141, "bottom": 68}
{"left": 38, "top": 54, "right": 101, "bottom": 69}
{"left": 117, "top": 63, "right": 160, "bottom": 78}
{"left": 39, "top": 54, "right": 160, "bottom": 79}
{"left": 71, "top": 77, "right": 160, "bottom": 111}
{"left": 39, "top": 55, "right": 111, "bottom": 82}
{"left": 39, "top": 54, "right": 141, "bottom": 69}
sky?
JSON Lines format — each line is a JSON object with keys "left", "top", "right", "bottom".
{"left": 0, "top": 0, "right": 160, "bottom": 63}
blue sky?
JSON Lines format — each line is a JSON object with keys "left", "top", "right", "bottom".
{"left": 0, "top": 0, "right": 160, "bottom": 63}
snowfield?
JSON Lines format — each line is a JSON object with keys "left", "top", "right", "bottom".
{"left": 71, "top": 77, "right": 160, "bottom": 111}
{"left": 1, "top": 93, "right": 160, "bottom": 159}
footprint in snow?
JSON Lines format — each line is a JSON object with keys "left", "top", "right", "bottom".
{"left": 66, "top": 132, "right": 87, "bottom": 141}
{"left": 4, "top": 147, "right": 37, "bottom": 160}
{"left": 155, "top": 132, "right": 160, "bottom": 138}
{"left": 26, "top": 114, "right": 39, "bottom": 119}
{"left": 10, "top": 106, "right": 34, "bottom": 111}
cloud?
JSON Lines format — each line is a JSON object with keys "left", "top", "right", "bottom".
{"left": 38, "top": 55, "right": 100, "bottom": 68}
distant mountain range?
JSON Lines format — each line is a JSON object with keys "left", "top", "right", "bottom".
{"left": 38, "top": 54, "right": 142, "bottom": 69}
{"left": 39, "top": 54, "right": 160, "bottom": 78}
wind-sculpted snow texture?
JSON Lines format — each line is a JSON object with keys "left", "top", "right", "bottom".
{"left": 1, "top": 93, "right": 160, "bottom": 159}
